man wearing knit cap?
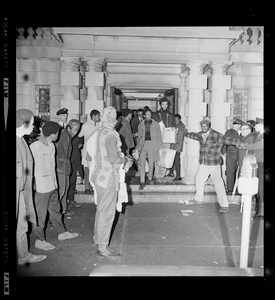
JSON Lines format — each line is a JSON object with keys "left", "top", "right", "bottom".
{"left": 16, "top": 109, "right": 47, "bottom": 265}
{"left": 30, "top": 121, "right": 79, "bottom": 251}
{"left": 56, "top": 108, "right": 68, "bottom": 128}
{"left": 221, "top": 118, "right": 244, "bottom": 195}
{"left": 185, "top": 119, "right": 246, "bottom": 213}
{"left": 87, "top": 106, "right": 133, "bottom": 259}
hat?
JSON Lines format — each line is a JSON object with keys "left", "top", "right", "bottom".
{"left": 232, "top": 118, "right": 244, "bottom": 125}
{"left": 16, "top": 109, "right": 34, "bottom": 128}
{"left": 256, "top": 117, "right": 263, "bottom": 124}
{"left": 200, "top": 119, "right": 211, "bottom": 126}
{"left": 56, "top": 108, "right": 68, "bottom": 115}
{"left": 246, "top": 120, "right": 256, "bottom": 128}
{"left": 42, "top": 121, "right": 61, "bottom": 137}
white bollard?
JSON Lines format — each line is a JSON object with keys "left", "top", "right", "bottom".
{"left": 239, "top": 194, "right": 252, "bottom": 268}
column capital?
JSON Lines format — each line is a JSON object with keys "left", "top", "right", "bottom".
{"left": 186, "top": 60, "right": 210, "bottom": 75}
{"left": 210, "top": 61, "right": 233, "bottom": 75}
{"left": 82, "top": 58, "right": 105, "bottom": 72}
{"left": 60, "top": 57, "right": 80, "bottom": 71}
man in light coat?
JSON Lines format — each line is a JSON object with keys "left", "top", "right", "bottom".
{"left": 30, "top": 121, "right": 79, "bottom": 251}
{"left": 16, "top": 109, "right": 46, "bottom": 265}
{"left": 78, "top": 109, "right": 100, "bottom": 194}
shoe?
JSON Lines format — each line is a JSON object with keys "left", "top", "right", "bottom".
{"left": 97, "top": 247, "right": 121, "bottom": 260}
{"left": 219, "top": 207, "right": 229, "bottom": 213}
{"left": 226, "top": 191, "right": 232, "bottom": 195}
{"left": 58, "top": 231, "right": 79, "bottom": 241}
{"left": 147, "top": 180, "right": 154, "bottom": 185}
{"left": 253, "top": 214, "right": 264, "bottom": 220}
{"left": 187, "top": 199, "right": 203, "bottom": 205}
{"left": 139, "top": 183, "right": 145, "bottom": 190}
{"left": 18, "top": 253, "right": 47, "bottom": 265}
{"left": 164, "top": 174, "right": 174, "bottom": 177}
{"left": 35, "top": 239, "right": 55, "bottom": 251}
{"left": 69, "top": 200, "right": 81, "bottom": 208}
{"left": 172, "top": 177, "right": 182, "bottom": 181}
{"left": 63, "top": 210, "right": 75, "bottom": 216}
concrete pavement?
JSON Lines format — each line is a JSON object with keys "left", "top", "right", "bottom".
{"left": 17, "top": 201, "right": 264, "bottom": 277}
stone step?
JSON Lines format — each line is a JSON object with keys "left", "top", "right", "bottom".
{"left": 74, "top": 183, "right": 242, "bottom": 204}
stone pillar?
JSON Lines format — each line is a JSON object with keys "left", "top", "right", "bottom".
{"left": 183, "top": 61, "right": 208, "bottom": 184}
{"left": 60, "top": 57, "right": 80, "bottom": 120}
{"left": 178, "top": 71, "right": 188, "bottom": 179}
{"left": 84, "top": 58, "right": 105, "bottom": 115}
{"left": 208, "top": 61, "right": 232, "bottom": 134}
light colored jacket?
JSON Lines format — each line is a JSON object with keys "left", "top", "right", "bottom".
{"left": 16, "top": 136, "right": 36, "bottom": 224}
{"left": 79, "top": 120, "right": 99, "bottom": 167}
{"left": 30, "top": 136, "right": 58, "bottom": 193}
{"left": 136, "top": 119, "right": 163, "bottom": 162}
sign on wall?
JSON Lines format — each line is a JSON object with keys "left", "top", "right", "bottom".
{"left": 35, "top": 85, "right": 51, "bottom": 121}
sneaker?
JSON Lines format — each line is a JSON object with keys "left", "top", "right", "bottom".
{"left": 219, "top": 207, "right": 229, "bottom": 213}
{"left": 172, "top": 177, "right": 182, "bottom": 181}
{"left": 69, "top": 200, "right": 81, "bottom": 208}
{"left": 35, "top": 239, "right": 55, "bottom": 251}
{"left": 147, "top": 180, "right": 154, "bottom": 185}
{"left": 58, "top": 231, "right": 79, "bottom": 241}
{"left": 18, "top": 253, "right": 47, "bottom": 265}
{"left": 187, "top": 199, "right": 203, "bottom": 205}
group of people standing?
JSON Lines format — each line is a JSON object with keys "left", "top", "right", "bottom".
{"left": 16, "top": 96, "right": 264, "bottom": 264}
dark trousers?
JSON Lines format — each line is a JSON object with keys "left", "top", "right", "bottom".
{"left": 256, "top": 163, "right": 264, "bottom": 215}
{"left": 68, "top": 162, "right": 77, "bottom": 203}
{"left": 57, "top": 173, "right": 70, "bottom": 212}
{"left": 169, "top": 151, "right": 181, "bottom": 178}
{"left": 33, "top": 189, "right": 66, "bottom": 241}
{"left": 225, "top": 154, "right": 238, "bottom": 192}
{"left": 84, "top": 167, "right": 92, "bottom": 191}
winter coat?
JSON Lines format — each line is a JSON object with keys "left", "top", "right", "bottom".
{"left": 119, "top": 118, "right": 135, "bottom": 154}
{"left": 136, "top": 119, "right": 163, "bottom": 162}
{"left": 171, "top": 121, "right": 187, "bottom": 153}
{"left": 152, "top": 109, "right": 175, "bottom": 127}
{"left": 186, "top": 129, "right": 242, "bottom": 166}
{"left": 16, "top": 136, "right": 36, "bottom": 225}
{"left": 55, "top": 129, "right": 72, "bottom": 176}
{"left": 221, "top": 128, "right": 241, "bottom": 159}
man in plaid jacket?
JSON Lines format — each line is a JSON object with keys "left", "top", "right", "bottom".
{"left": 185, "top": 119, "right": 245, "bottom": 213}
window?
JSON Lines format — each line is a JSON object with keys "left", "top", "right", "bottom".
{"left": 233, "top": 88, "right": 249, "bottom": 121}
{"left": 35, "top": 85, "right": 51, "bottom": 121}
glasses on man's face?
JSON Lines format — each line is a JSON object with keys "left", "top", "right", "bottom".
{"left": 241, "top": 128, "right": 250, "bottom": 131}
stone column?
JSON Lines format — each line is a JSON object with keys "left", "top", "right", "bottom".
{"left": 60, "top": 57, "right": 80, "bottom": 120}
{"left": 84, "top": 58, "right": 105, "bottom": 115}
{"left": 183, "top": 61, "right": 208, "bottom": 184}
{"left": 178, "top": 71, "right": 188, "bottom": 179}
{"left": 208, "top": 61, "right": 232, "bottom": 134}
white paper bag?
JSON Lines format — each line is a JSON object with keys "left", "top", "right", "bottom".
{"left": 162, "top": 127, "right": 176, "bottom": 144}
{"left": 158, "top": 148, "right": 177, "bottom": 168}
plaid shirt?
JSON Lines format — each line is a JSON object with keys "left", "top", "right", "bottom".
{"left": 186, "top": 129, "right": 241, "bottom": 165}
